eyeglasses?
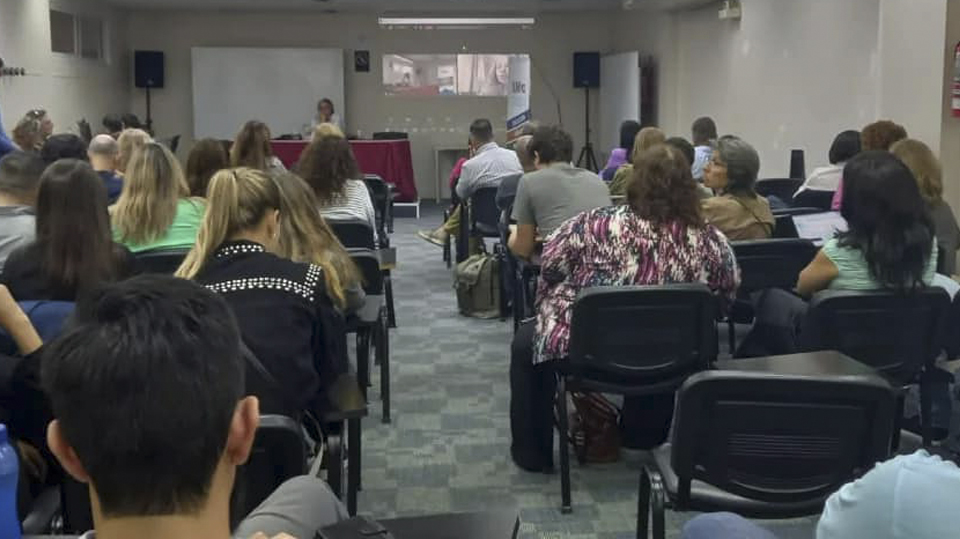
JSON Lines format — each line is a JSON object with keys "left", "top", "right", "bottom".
{"left": 25, "top": 109, "right": 46, "bottom": 120}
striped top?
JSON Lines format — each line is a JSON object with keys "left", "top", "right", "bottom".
{"left": 320, "top": 179, "right": 377, "bottom": 235}
{"left": 533, "top": 205, "right": 740, "bottom": 364}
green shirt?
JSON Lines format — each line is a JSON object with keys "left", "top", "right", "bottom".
{"left": 822, "top": 237, "right": 937, "bottom": 290}
{"left": 115, "top": 198, "right": 205, "bottom": 253}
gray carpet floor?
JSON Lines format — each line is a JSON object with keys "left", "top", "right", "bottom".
{"left": 355, "top": 202, "right": 818, "bottom": 538}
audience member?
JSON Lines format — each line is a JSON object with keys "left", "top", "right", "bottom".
{"left": 891, "top": 138, "right": 960, "bottom": 275}
{"left": 314, "top": 98, "right": 344, "bottom": 133}
{"left": 832, "top": 120, "right": 908, "bottom": 210}
{"left": 665, "top": 136, "right": 712, "bottom": 200}
{"left": 296, "top": 135, "right": 377, "bottom": 236}
{"left": 691, "top": 116, "right": 718, "bottom": 181}
{"left": 0, "top": 102, "right": 16, "bottom": 158}
{"left": 39, "top": 133, "right": 88, "bottom": 164}
{"left": 231, "top": 120, "right": 287, "bottom": 174}
{"left": 681, "top": 450, "right": 960, "bottom": 539}
{"left": 176, "top": 168, "right": 348, "bottom": 417}
{"left": 41, "top": 275, "right": 348, "bottom": 539}
{"left": 0, "top": 152, "right": 44, "bottom": 271}
{"left": 701, "top": 136, "right": 774, "bottom": 240}
{"left": 313, "top": 122, "right": 345, "bottom": 140}
{"left": 609, "top": 126, "right": 666, "bottom": 196}
{"left": 12, "top": 109, "right": 53, "bottom": 152}
{"left": 419, "top": 119, "right": 522, "bottom": 246}
{"left": 101, "top": 113, "right": 124, "bottom": 138}
{"left": 111, "top": 142, "right": 205, "bottom": 253}
{"left": 273, "top": 171, "right": 365, "bottom": 314}
{"left": 116, "top": 128, "right": 152, "bottom": 175}
{"left": 1, "top": 159, "right": 136, "bottom": 302}
{"left": 510, "top": 144, "right": 739, "bottom": 472}
{"left": 795, "top": 130, "right": 861, "bottom": 194}
{"left": 185, "top": 137, "right": 229, "bottom": 197}
{"left": 509, "top": 125, "right": 610, "bottom": 259}
{"left": 121, "top": 112, "right": 143, "bottom": 130}
{"left": 600, "top": 120, "right": 641, "bottom": 182}
{"left": 497, "top": 135, "right": 537, "bottom": 214}
{"left": 87, "top": 135, "right": 124, "bottom": 203}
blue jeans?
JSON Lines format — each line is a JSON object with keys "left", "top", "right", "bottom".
{"left": 681, "top": 513, "right": 780, "bottom": 539}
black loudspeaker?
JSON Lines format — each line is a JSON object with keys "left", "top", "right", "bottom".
{"left": 134, "top": 50, "right": 165, "bottom": 89}
{"left": 573, "top": 52, "right": 600, "bottom": 88}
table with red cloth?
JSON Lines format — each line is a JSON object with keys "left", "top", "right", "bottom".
{"left": 271, "top": 139, "right": 418, "bottom": 202}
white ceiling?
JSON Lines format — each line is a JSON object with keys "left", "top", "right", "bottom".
{"left": 105, "top": 0, "right": 715, "bottom": 13}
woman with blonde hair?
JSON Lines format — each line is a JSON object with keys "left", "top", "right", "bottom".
{"left": 230, "top": 120, "right": 286, "bottom": 173}
{"left": 111, "top": 142, "right": 205, "bottom": 252}
{"left": 313, "top": 122, "right": 345, "bottom": 140}
{"left": 891, "top": 138, "right": 960, "bottom": 274}
{"left": 609, "top": 126, "right": 667, "bottom": 196}
{"left": 273, "top": 171, "right": 365, "bottom": 313}
{"left": 176, "top": 167, "right": 348, "bottom": 416}
{"left": 116, "top": 128, "right": 152, "bottom": 174}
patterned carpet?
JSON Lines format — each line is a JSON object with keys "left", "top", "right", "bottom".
{"left": 355, "top": 202, "right": 817, "bottom": 538}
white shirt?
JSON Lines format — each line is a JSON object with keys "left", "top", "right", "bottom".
{"left": 455, "top": 142, "right": 523, "bottom": 199}
{"left": 797, "top": 163, "right": 844, "bottom": 194}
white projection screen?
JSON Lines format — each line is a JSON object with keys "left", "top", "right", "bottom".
{"left": 191, "top": 47, "right": 345, "bottom": 139}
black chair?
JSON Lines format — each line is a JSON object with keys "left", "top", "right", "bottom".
{"left": 331, "top": 219, "right": 397, "bottom": 330}
{"left": 727, "top": 239, "right": 818, "bottom": 351}
{"left": 792, "top": 189, "right": 835, "bottom": 211}
{"left": 756, "top": 178, "right": 803, "bottom": 206}
{"left": 945, "top": 293, "right": 960, "bottom": 360}
{"left": 346, "top": 248, "right": 391, "bottom": 425}
{"left": 557, "top": 285, "right": 719, "bottom": 513}
{"left": 363, "top": 174, "right": 394, "bottom": 243}
{"left": 800, "top": 288, "right": 951, "bottom": 446}
{"left": 134, "top": 247, "right": 191, "bottom": 274}
{"left": 637, "top": 369, "right": 897, "bottom": 539}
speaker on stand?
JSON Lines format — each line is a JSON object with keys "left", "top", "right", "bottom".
{"left": 573, "top": 52, "right": 600, "bottom": 172}
{"left": 134, "top": 50, "right": 165, "bottom": 134}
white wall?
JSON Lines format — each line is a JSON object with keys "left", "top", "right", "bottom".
{"left": 0, "top": 0, "right": 129, "bottom": 138}
{"left": 123, "top": 11, "right": 620, "bottom": 199}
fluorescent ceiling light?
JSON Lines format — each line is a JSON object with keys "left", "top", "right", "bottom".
{"left": 378, "top": 17, "right": 536, "bottom": 27}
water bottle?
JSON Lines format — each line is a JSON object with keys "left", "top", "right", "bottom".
{"left": 0, "top": 424, "right": 20, "bottom": 539}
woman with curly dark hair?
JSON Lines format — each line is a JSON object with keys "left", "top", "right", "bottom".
{"left": 296, "top": 135, "right": 376, "bottom": 234}
{"left": 509, "top": 143, "right": 740, "bottom": 472}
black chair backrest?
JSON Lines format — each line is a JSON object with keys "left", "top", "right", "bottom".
{"left": 565, "top": 285, "right": 718, "bottom": 389}
{"left": 946, "top": 293, "right": 960, "bottom": 359}
{"left": 329, "top": 219, "right": 376, "bottom": 250}
{"left": 230, "top": 415, "right": 307, "bottom": 528}
{"left": 800, "top": 288, "right": 951, "bottom": 383}
{"left": 347, "top": 248, "right": 384, "bottom": 295}
{"left": 756, "top": 178, "right": 804, "bottom": 205}
{"left": 469, "top": 186, "right": 501, "bottom": 238}
{"left": 670, "top": 370, "right": 895, "bottom": 506}
{"left": 792, "top": 190, "right": 835, "bottom": 211}
{"left": 134, "top": 247, "right": 191, "bottom": 274}
{"left": 732, "top": 239, "right": 818, "bottom": 293}
{"left": 363, "top": 174, "right": 391, "bottom": 243}
{"left": 372, "top": 132, "right": 408, "bottom": 140}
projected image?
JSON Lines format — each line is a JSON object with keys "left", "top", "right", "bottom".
{"left": 383, "top": 54, "right": 516, "bottom": 97}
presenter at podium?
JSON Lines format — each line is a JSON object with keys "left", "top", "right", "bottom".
{"left": 312, "top": 98, "right": 344, "bottom": 134}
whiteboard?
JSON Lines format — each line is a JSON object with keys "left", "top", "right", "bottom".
{"left": 191, "top": 47, "right": 345, "bottom": 140}
{"left": 599, "top": 52, "right": 641, "bottom": 156}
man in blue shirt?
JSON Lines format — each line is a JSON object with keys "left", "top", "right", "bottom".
{"left": 691, "top": 116, "right": 717, "bottom": 182}
{"left": 87, "top": 134, "right": 124, "bottom": 203}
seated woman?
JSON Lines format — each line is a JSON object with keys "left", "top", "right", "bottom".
{"left": 795, "top": 130, "right": 861, "bottom": 195}
{"left": 891, "top": 139, "right": 960, "bottom": 276}
{"left": 12, "top": 109, "right": 53, "bottom": 153}
{"left": 115, "top": 128, "right": 152, "bottom": 175}
{"left": 231, "top": 120, "right": 287, "bottom": 174}
{"left": 175, "top": 168, "right": 348, "bottom": 417}
{"left": 185, "top": 138, "right": 228, "bottom": 197}
{"left": 831, "top": 120, "right": 908, "bottom": 210}
{"left": 701, "top": 136, "right": 775, "bottom": 240}
{"left": 2, "top": 159, "right": 136, "bottom": 302}
{"left": 609, "top": 126, "right": 666, "bottom": 196}
{"left": 600, "top": 120, "right": 641, "bottom": 182}
{"left": 111, "top": 142, "right": 205, "bottom": 253}
{"left": 510, "top": 144, "right": 740, "bottom": 472}
{"left": 273, "top": 171, "right": 365, "bottom": 314}
{"left": 297, "top": 135, "right": 377, "bottom": 236}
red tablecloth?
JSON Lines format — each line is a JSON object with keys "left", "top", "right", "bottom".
{"left": 271, "top": 140, "right": 418, "bottom": 202}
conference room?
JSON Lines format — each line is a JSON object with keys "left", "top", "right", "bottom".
{"left": 1, "top": 0, "right": 960, "bottom": 537}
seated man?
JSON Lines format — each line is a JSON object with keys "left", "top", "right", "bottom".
{"left": 0, "top": 151, "right": 44, "bottom": 272}
{"left": 508, "top": 125, "right": 610, "bottom": 259}
{"left": 87, "top": 134, "right": 124, "bottom": 203}
{"left": 42, "top": 275, "right": 347, "bottom": 539}
{"left": 419, "top": 118, "right": 522, "bottom": 246}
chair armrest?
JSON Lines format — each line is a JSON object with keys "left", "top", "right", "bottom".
{"left": 21, "top": 486, "right": 61, "bottom": 534}
{"left": 322, "top": 374, "right": 368, "bottom": 422}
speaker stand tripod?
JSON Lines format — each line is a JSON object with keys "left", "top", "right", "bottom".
{"left": 144, "top": 86, "right": 154, "bottom": 135}
{"left": 576, "top": 87, "right": 599, "bottom": 172}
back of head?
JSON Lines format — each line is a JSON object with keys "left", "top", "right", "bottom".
{"left": 13, "top": 114, "right": 44, "bottom": 150}
{"left": 296, "top": 135, "right": 360, "bottom": 205}
{"left": 628, "top": 143, "right": 704, "bottom": 229}
{"left": 313, "top": 123, "right": 345, "bottom": 140}
{"left": 890, "top": 139, "right": 942, "bottom": 204}
{"left": 88, "top": 134, "right": 119, "bottom": 158}
{"left": 177, "top": 167, "right": 281, "bottom": 279}
{"left": 186, "top": 138, "right": 229, "bottom": 197}
{"left": 840, "top": 150, "right": 933, "bottom": 290}
{"left": 40, "top": 134, "right": 88, "bottom": 165}
{"left": 121, "top": 113, "right": 143, "bottom": 130}
{"left": 42, "top": 275, "right": 244, "bottom": 517}
{"left": 715, "top": 136, "right": 761, "bottom": 196}
{"left": 691, "top": 117, "right": 718, "bottom": 146}
{"left": 231, "top": 121, "right": 273, "bottom": 170}
{"left": 632, "top": 127, "right": 666, "bottom": 162}
{"left": 861, "top": 120, "right": 908, "bottom": 152}
{"left": 528, "top": 125, "right": 574, "bottom": 165}
{"left": 0, "top": 150, "right": 46, "bottom": 202}
{"left": 518, "top": 121, "right": 540, "bottom": 138}
{"left": 619, "top": 120, "right": 642, "bottom": 150}
{"left": 113, "top": 142, "right": 188, "bottom": 245}
{"left": 665, "top": 137, "right": 696, "bottom": 168}
{"left": 102, "top": 114, "right": 123, "bottom": 136}
{"left": 513, "top": 135, "right": 535, "bottom": 172}
{"left": 469, "top": 118, "right": 494, "bottom": 145}
{"left": 829, "top": 130, "right": 862, "bottom": 165}
{"left": 116, "top": 128, "right": 153, "bottom": 173}
{"left": 36, "top": 159, "right": 116, "bottom": 297}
